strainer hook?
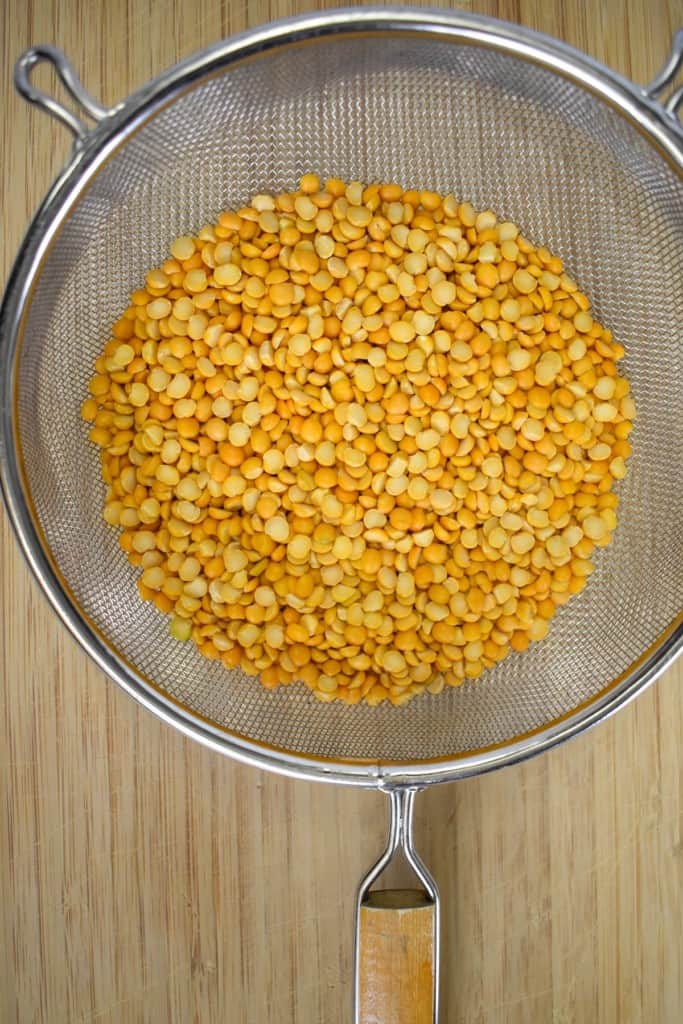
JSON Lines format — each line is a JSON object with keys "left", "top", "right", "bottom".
{"left": 645, "top": 27, "right": 683, "bottom": 120}
{"left": 14, "top": 45, "right": 113, "bottom": 146}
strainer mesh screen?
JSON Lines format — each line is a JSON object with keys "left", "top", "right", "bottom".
{"left": 16, "top": 36, "right": 683, "bottom": 762}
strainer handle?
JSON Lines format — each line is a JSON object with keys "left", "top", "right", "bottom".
{"left": 14, "top": 46, "right": 112, "bottom": 144}
{"left": 354, "top": 788, "right": 439, "bottom": 1024}
{"left": 645, "top": 28, "right": 683, "bottom": 119}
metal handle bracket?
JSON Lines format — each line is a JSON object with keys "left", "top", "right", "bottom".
{"left": 14, "top": 45, "right": 112, "bottom": 144}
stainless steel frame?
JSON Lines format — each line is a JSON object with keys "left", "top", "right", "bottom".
{"left": 1, "top": 7, "right": 681, "bottom": 790}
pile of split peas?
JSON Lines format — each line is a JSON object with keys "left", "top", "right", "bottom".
{"left": 82, "top": 176, "right": 634, "bottom": 706}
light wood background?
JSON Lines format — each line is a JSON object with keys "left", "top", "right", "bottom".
{"left": 1, "top": 1, "right": 682, "bottom": 1021}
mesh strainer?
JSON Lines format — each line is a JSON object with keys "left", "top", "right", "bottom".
{"left": 1, "top": 9, "right": 682, "bottom": 1022}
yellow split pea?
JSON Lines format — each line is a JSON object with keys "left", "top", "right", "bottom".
{"left": 83, "top": 175, "right": 634, "bottom": 707}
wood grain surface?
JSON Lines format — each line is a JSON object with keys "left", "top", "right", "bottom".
{"left": 1, "top": 1, "right": 682, "bottom": 1021}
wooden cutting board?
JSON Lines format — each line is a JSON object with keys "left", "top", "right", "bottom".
{"left": 1, "top": 1, "right": 681, "bottom": 1021}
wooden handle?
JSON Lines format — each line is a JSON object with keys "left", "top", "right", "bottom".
{"left": 357, "top": 889, "right": 436, "bottom": 1024}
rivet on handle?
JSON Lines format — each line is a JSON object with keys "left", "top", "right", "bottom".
{"left": 645, "top": 28, "right": 683, "bottom": 120}
{"left": 14, "top": 45, "right": 111, "bottom": 144}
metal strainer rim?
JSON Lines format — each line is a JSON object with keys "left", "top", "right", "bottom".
{"left": 1, "top": 7, "right": 682, "bottom": 787}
